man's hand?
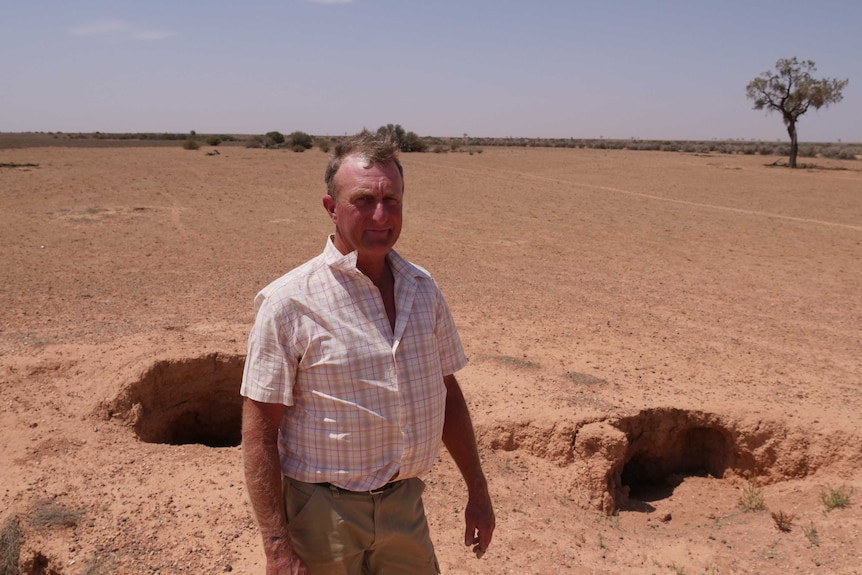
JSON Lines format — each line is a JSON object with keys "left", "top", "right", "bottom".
{"left": 265, "top": 537, "right": 309, "bottom": 575}
{"left": 441, "top": 374, "right": 496, "bottom": 559}
{"left": 464, "top": 488, "right": 495, "bottom": 558}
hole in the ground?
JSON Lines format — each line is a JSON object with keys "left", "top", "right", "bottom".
{"left": 615, "top": 410, "right": 734, "bottom": 508}
{"left": 113, "top": 353, "right": 245, "bottom": 447}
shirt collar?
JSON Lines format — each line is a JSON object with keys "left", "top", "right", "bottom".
{"left": 323, "top": 235, "right": 427, "bottom": 281}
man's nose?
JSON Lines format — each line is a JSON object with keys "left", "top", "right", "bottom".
{"left": 371, "top": 201, "right": 387, "bottom": 221}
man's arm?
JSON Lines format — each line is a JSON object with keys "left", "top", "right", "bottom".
{"left": 241, "top": 398, "right": 308, "bottom": 575}
{"left": 441, "top": 374, "right": 495, "bottom": 558}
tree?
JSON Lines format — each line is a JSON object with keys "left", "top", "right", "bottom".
{"left": 376, "top": 124, "right": 427, "bottom": 152}
{"left": 746, "top": 58, "right": 848, "bottom": 168}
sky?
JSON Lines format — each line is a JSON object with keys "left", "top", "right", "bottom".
{"left": 1, "top": 0, "right": 860, "bottom": 141}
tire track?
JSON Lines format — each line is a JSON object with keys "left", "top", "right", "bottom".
{"left": 410, "top": 159, "right": 862, "bottom": 233}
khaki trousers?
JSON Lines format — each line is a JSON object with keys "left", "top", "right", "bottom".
{"left": 283, "top": 476, "right": 440, "bottom": 575}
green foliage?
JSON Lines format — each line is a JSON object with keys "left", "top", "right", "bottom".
{"left": 291, "top": 144, "right": 306, "bottom": 153}
{"left": 400, "top": 130, "right": 427, "bottom": 152}
{"left": 182, "top": 138, "right": 200, "bottom": 150}
{"left": 265, "top": 131, "right": 285, "bottom": 145}
{"left": 376, "top": 124, "right": 427, "bottom": 152}
{"left": 205, "top": 135, "right": 222, "bottom": 146}
{"left": 746, "top": 58, "right": 848, "bottom": 167}
{"left": 377, "top": 123, "right": 406, "bottom": 143}
{"left": 315, "top": 138, "right": 331, "bottom": 153}
{"left": 820, "top": 484, "right": 853, "bottom": 511}
{"left": 288, "top": 131, "right": 313, "bottom": 150}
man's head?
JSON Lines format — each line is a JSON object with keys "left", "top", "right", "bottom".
{"left": 324, "top": 130, "right": 404, "bottom": 199}
{"left": 322, "top": 131, "right": 405, "bottom": 269}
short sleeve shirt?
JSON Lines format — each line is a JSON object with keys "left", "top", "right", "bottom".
{"left": 240, "top": 237, "right": 468, "bottom": 491}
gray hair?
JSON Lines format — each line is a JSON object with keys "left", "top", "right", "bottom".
{"left": 324, "top": 130, "right": 404, "bottom": 198}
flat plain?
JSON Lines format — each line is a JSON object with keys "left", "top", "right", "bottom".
{"left": 1, "top": 143, "right": 861, "bottom": 574}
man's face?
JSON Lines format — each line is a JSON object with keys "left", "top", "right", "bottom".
{"left": 324, "top": 155, "right": 403, "bottom": 264}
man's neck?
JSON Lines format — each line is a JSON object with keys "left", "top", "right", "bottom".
{"left": 357, "top": 255, "right": 392, "bottom": 289}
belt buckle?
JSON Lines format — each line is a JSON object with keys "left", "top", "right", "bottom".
{"left": 368, "top": 480, "right": 399, "bottom": 495}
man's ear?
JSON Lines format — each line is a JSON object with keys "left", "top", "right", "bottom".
{"left": 322, "top": 194, "right": 337, "bottom": 224}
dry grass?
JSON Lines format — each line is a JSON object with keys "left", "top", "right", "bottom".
{"left": 819, "top": 484, "right": 853, "bottom": 511}
{"left": 0, "top": 516, "right": 22, "bottom": 575}
{"left": 771, "top": 510, "right": 795, "bottom": 532}
{"left": 27, "top": 501, "right": 84, "bottom": 529}
{"left": 803, "top": 522, "right": 819, "bottom": 547}
{"left": 738, "top": 484, "right": 766, "bottom": 512}
{"left": 495, "top": 355, "right": 541, "bottom": 369}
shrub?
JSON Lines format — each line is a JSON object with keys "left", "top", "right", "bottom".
{"left": 820, "top": 484, "right": 852, "bottom": 511}
{"left": 291, "top": 144, "right": 306, "bottom": 153}
{"left": 288, "top": 131, "right": 313, "bottom": 150}
{"left": 182, "top": 138, "right": 200, "bottom": 150}
{"left": 738, "top": 484, "right": 766, "bottom": 511}
{"left": 315, "top": 138, "right": 330, "bottom": 153}
{"left": 205, "top": 135, "right": 222, "bottom": 146}
{"left": 246, "top": 135, "right": 265, "bottom": 148}
{"left": 771, "top": 510, "right": 795, "bottom": 532}
{"left": 400, "top": 131, "right": 427, "bottom": 152}
{"left": 376, "top": 124, "right": 427, "bottom": 152}
{"left": 265, "top": 131, "right": 285, "bottom": 145}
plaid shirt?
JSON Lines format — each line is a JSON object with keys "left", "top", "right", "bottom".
{"left": 241, "top": 237, "right": 468, "bottom": 491}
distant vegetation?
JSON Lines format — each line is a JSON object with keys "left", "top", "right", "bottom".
{"left": 376, "top": 124, "right": 427, "bottom": 152}
{"left": 1, "top": 131, "right": 858, "bottom": 161}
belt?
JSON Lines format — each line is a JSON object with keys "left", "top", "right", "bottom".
{"left": 316, "top": 479, "right": 405, "bottom": 495}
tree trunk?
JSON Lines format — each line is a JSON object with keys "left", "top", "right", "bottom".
{"left": 786, "top": 120, "right": 798, "bottom": 168}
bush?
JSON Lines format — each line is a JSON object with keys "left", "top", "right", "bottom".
{"left": 265, "top": 131, "right": 285, "bottom": 145}
{"left": 400, "top": 131, "right": 427, "bottom": 152}
{"left": 291, "top": 144, "right": 306, "bottom": 153}
{"left": 315, "top": 138, "right": 330, "bottom": 153}
{"left": 246, "top": 135, "right": 265, "bottom": 148}
{"left": 820, "top": 484, "right": 853, "bottom": 511}
{"left": 205, "top": 135, "right": 222, "bottom": 146}
{"left": 182, "top": 138, "right": 200, "bottom": 150}
{"left": 376, "top": 124, "right": 427, "bottom": 152}
{"left": 738, "top": 484, "right": 766, "bottom": 511}
{"left": 288, "top": 131, "right": 313, "bottom": 150}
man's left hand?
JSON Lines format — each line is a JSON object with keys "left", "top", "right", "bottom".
{"left": 464, "top": 488, "right": 495, "bottom": 558}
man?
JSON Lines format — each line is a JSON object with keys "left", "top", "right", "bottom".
{"left": 241, "top": 130, "right": 495, "bottom": 574}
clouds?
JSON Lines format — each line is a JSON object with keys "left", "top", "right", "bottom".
{"left": 69, "top": 19, "right": 174, "bottom": 41}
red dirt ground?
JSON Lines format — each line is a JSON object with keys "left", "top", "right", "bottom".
{"left": 1, "top": 144, "right": 861, "bottom": 574}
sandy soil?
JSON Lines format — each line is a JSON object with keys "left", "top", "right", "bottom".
{"left": 1, "top": 144, "right": 861, "bottom": 574}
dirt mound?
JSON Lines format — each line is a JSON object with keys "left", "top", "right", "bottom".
{"left": 481, "top": 408, "right": 862, "bottom": 514}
